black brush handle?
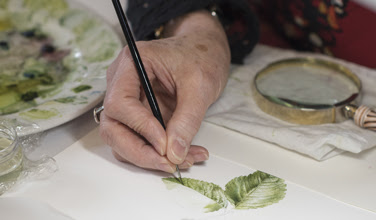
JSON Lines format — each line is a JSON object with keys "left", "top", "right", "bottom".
{"left": 112, "top": 0, "right": 166, "bottom": 129}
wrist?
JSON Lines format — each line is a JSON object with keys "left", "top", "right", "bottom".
{"left": 163, "top": 10, "right": 226, "bottom": 42}
{"left": 164, "top": 10, "right": 230, "bottom": 62}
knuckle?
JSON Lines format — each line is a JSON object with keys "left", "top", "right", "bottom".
{"left": 188, "top": 60, "right": 227, "bottom": 101}
{"left": 135, "top": 41, "right": 151, "bottom": 51}
{"left": 103, "top": 96, "right": 122, "bottom": 118}
{"left": 132, "top": 144, "right": 152, "bottom": 168}
{"left": 183, "top": 69, "right": 220, "bottom": 103}
{"left": 200, "top": 70, "right": 222, "bottom": 98}
{"left": 121, "top": 45, "right": 133, "bottom": 58}
{"left": 123, "top": 41, "right": 151, "bottom": 57}
{"left": 112, "top": 151, "right": 126, "bottom": 162}
{"left": 99, "top": 124, "right": 115, "bottom": 148}
{"left": 130, "top": 114, "right": 156, "bottom": 136}
{"left": 155, "top": 156, "right": 169, "bottom": 166}
{"left": 174, "top": 112, "right": 202, "bottom": 138}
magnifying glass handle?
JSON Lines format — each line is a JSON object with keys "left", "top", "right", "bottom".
{"left": 343, "top": 105, "right": 376, "bottom": 131}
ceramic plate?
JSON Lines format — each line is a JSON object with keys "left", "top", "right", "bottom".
{"left": 0, "top": 0, "right": 122, "bottom": 136}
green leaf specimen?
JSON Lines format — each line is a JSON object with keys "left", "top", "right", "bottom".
{"left": 162, "top": 170, "right": 286, "bottom": 213}
{"left": 225, "top": 171, "right": 286, "bottom": 209}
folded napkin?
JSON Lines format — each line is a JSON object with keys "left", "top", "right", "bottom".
{"left": 205, "top": 45, "right": 376, "bottom": 160}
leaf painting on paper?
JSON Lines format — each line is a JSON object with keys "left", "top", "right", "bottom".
{"left": 162, "top": 178, "right": 228, "bottom": 212}
{"left": 162, "top": 170, "right": 286, "bottom": 213}
{"left": 225, "top": 171, "right": 286, "bottom": 209}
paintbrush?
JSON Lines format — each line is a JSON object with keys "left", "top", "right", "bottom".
{"left": 111, "top": 0, "right": 183, "bottom": 183}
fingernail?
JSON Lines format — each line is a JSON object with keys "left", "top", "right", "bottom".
{"left": 157, "top": 163, "right": 175, "bottom": 173}
{"left": 193, "top": 152, "right": 209, "bottom": 162}
{"left": 171, "top": 137, "right": 188, "bottom": 163}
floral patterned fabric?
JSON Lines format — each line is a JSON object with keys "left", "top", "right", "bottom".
{"left": 126, "top": 0, "right": 259, "bottom": 64}
{"left": 127, "top": 0, "right": 375, "bottom": 67}
{"left": 251, "top": 0, "right": 376, "bottom": 68}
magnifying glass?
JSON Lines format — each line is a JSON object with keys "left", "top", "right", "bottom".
{"left": 252, "top": 58, "right": 376, "bottom": 131}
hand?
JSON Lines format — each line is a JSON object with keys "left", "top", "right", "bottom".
{"left": 99, "top": 10, "right": 230, "bottom": 173}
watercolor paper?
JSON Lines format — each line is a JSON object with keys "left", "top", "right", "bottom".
{"left": 4, "top": 128, "right": 375, "bottom": 220}
{"left": 163, "top": 171, "right": 286, "bottom": 212}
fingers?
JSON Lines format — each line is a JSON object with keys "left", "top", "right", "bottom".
{"left": 111, "top": 146, "right": 209, "bottom": 171}
{"left": 104, "top": 114, "right": 209, "bottom": 172}
{"left": 104, "top": 47, "right": 167, "bottom": 156}
{"left": 188, "top": 145, "right": 209, "bottom": 163}
{"left": 166, "top": 84, "right": 210, "bottom": 164}
{"left": 106, "top": 49, "right": 128, "bottom": 84}
{"left": 104, "top": 43, "right": 212, "bottom": 171}
{"left": 100, "top": 114, "right": 176, "bottom": 173}
{"left": 175, "top": 145, "right": 209, "bottom": 169}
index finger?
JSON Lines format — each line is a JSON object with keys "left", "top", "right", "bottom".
{"left": 104, "top": 50, "right": 167, "bottom": 156}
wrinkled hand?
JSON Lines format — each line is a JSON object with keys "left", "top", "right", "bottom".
{"left": 99, "top": 11, "right": 230, "bottom": 173}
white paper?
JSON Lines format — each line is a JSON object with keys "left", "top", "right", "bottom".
{"left": 4, "top": 128, "right": 375, "bottom": 220}
{"left": 0, "top": 198, "right": 74, "bottom": 220}
{"left": 194, "top": 122, "right": 376, "bottom": 213}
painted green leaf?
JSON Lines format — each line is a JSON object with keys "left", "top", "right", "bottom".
{"left": 225, "top": 171, "right": 286, "bottom": 209}
{"left": 162, "top": 177, "right": 228, "bottom": 212}
{"left": 204, "top": 202, "right": 223, "bottom": 213}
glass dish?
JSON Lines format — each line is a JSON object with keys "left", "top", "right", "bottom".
{"left": 0, "top": 122, "right": 23, "bottom": 189}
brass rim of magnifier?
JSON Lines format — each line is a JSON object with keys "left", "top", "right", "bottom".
{"left": 252, "top": 57, "right": 362, "bottom": 125}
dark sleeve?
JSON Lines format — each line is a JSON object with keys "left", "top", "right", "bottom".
{"left": 126, "top": 0, "right": 259, "bottom": 64}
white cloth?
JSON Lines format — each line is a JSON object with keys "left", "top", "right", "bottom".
{"left": 205, "top": 45, "right": 376, "bottom": 160}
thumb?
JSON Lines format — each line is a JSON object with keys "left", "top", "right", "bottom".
{"left": 166, "top": 88, "right": 209, "bottom": 165}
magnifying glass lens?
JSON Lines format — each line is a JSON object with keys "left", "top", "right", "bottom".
{"left": 253, "top": 58, "right": 375, "bottom": 131}
{"left": 256, "top": 64, "right": 359, "bottom": 107}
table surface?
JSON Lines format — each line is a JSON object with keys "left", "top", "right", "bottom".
{"left": 4, "top": 123, "right": 376, "bottom": 220}
{"left": 5, "top": 0, "right": 376, "bottom": 219}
